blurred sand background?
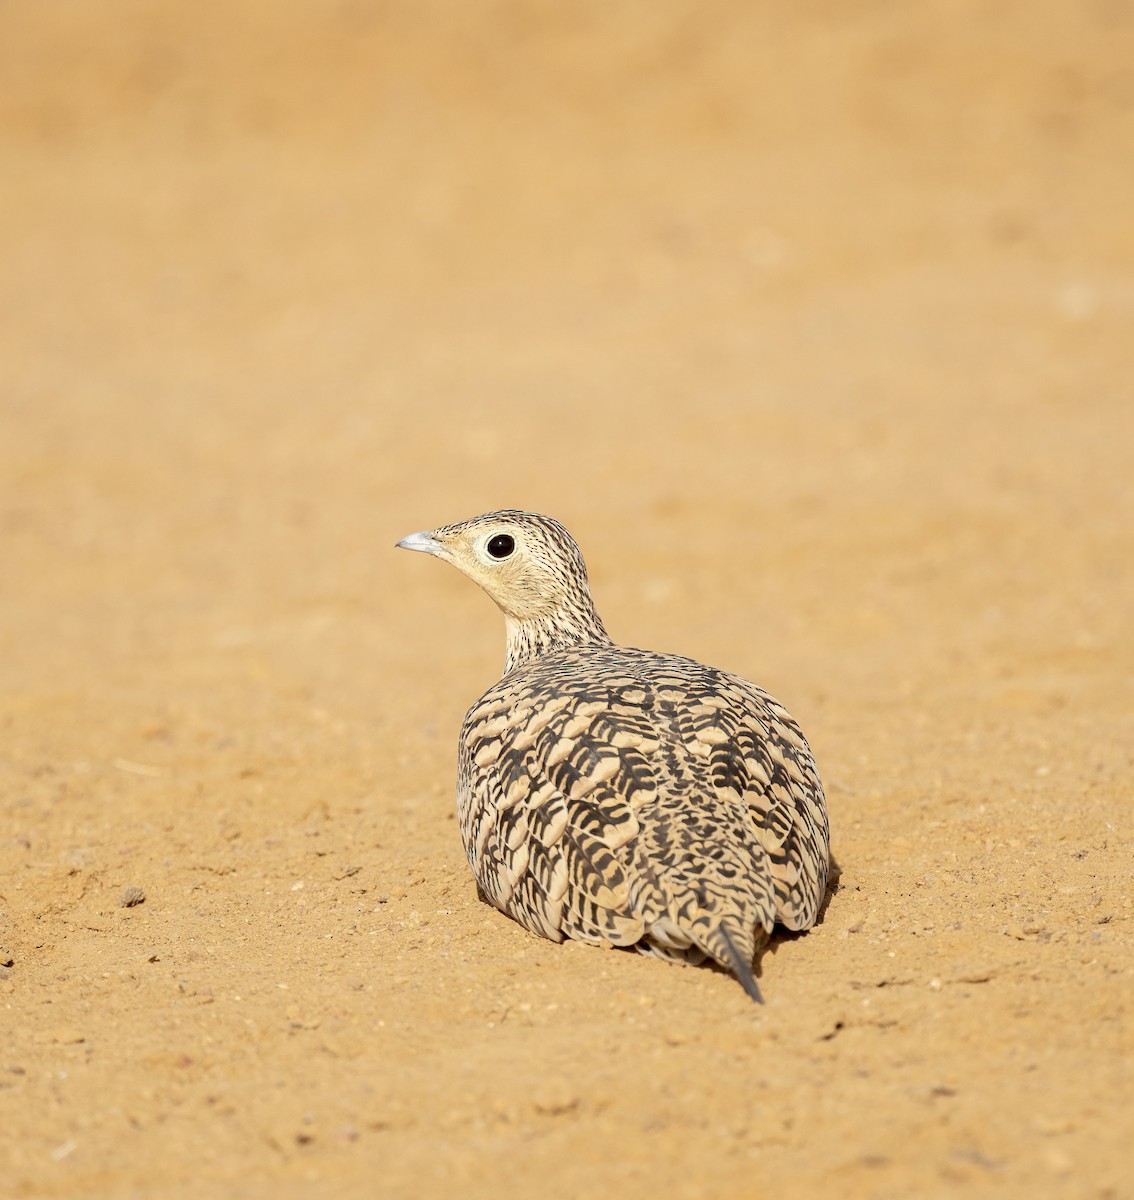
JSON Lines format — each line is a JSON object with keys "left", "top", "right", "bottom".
{"left": 2, "top": 2, "right": 1132, "bottom": 1196}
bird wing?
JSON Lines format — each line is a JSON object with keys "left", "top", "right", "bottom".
{"left": 458, "top": 684, "right": 665, "bottom": 948}
{"left": 458, "top": 652, "right": 829, "bottom": 966}
{"left": 697, "top": 672, "right": 831, "bottom": 931}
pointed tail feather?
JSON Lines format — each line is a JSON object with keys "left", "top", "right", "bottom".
{"left": 718, "top": 924, "right": 764, "bottom": 1005}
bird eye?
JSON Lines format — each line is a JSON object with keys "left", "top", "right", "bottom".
{"left": 486, "top": 533, "right": 515, "bottom": 559}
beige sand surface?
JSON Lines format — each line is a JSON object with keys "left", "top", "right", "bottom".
{"left": 2, "top": 3, "right": 1132, "bottom": 1196}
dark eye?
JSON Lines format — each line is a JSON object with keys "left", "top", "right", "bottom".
{"left": 486, "top": 533, "right": 515, "bottom": 559}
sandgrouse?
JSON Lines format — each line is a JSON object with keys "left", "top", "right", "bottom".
{"left": 396, "top": 510, "right": 830, "bottom": 1001}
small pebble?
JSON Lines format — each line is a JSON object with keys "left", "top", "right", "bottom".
{"left": 532, "top": 1078, "right": 580, "bottom": 1117}
{"left": 119, "top": 885, "right": 146, "bottom": 908}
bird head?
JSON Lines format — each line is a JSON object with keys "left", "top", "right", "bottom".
{"left": 396, "top": 510, "right": 610, "bottom": 667}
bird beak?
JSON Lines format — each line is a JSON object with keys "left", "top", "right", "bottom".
{"left": 395, "top": 530, "right": 443, "bottom": 556}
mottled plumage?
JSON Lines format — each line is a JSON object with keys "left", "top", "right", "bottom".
{"left": 396, "top": 510, "right": 830, "bottom": 1001}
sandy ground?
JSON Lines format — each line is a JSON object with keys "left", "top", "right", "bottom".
{"left": 2, "top": 2, "right": 1133, "bottom": 1197}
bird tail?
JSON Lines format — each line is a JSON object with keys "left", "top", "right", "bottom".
{"left": 716, "top": 922, "right": 764, "bottom": 1005}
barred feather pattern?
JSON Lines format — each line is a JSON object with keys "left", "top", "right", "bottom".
{"left": 459, "top": 647, "right": 829, "bottom": 973}
{"left": 398, "top": 510, "right": 831, "bottom": 1000}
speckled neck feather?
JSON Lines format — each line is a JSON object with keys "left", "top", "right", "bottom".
{"left": 503, "top": 603, "right": 611, "bottom": 675}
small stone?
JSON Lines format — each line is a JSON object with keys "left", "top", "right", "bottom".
{"left": 119, "top": 886, "right": 146, "bottom": 908}
{"left": 1005, "top": 923, "right": 1044, "bottom": 940}
{"left": 1034, "top": 1116, "right": 1077, "bottom": 1136}
{"left": 533, "top": 1078, "right": 580, "bottom": 1117}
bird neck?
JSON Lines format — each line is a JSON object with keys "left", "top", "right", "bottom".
{"left": 502, "top": 598, "right": 612, "bottom": 674}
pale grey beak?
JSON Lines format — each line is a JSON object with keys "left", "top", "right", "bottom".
{"left": 395, "top": 530, "right": 443, "bottom": 555}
